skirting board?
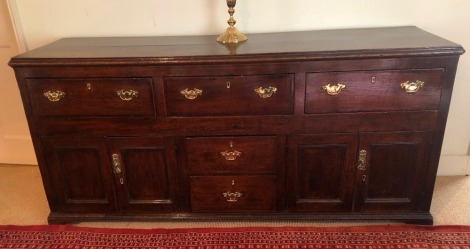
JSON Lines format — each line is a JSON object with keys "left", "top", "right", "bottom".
{"left": 6, "top": 0, "right": 27, "bottom": 52}
{"left": 437, "top": 154, "right": 470, "bottom": 176}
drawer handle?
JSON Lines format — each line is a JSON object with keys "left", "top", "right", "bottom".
{"left": 44, "top": 90, "right": 65, "bottom": 102}
{"left": 116, "top": 89, "right": 138, "bottom": 101}
{"left": 220, "top": 150, "right": 242, "bottom": 161}
{"left": 322, "top": 83, "right": 345, "bottom": 95}
{"left": 223, "top": 191, "right": 243, "bottom": 202}
{"left": 181, "top": 88, "right": 203, "bottom": 100}
{"left": 400, "top": 80, "right": 424, "bottom": 93}
{"left": 254, "top": 86, "right": 277, "bottom": 98}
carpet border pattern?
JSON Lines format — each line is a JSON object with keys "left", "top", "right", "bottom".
{"left": 1, "top": 225, "right": 470, "bottom": 248}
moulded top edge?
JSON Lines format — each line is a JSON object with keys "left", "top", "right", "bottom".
{"left": 9, "top": 26, "right": 465, "bottom": 67}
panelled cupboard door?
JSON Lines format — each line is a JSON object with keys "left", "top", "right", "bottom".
{"left": 41, "top": 137, "right": 117, "bottom": 213}
{"left": 107, "top": 137, "right": 179, "bottom": 213}
{"left": 287, "top": 134, "right": 358, "bottom": 212}
{"left": 355, "top": 132, "right": 433, "bottom": 213}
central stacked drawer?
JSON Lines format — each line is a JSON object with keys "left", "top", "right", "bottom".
{"left": 185, "top": 136, "right": 279, "bottom": 213}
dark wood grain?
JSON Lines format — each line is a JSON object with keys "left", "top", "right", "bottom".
{"left": 185, "top": 136, "right": 277, "bottom": 174}
{"left": 27, "top": 78, "right": 155, "bottom": 117}
{"left": 9, "top": 27, "right": 464, "bottom": 66}
{"left": 305, "top": 69, "right": 444, "bottom": 113}
{"left": 287, "top": 134, "right": 358, "bottom": 213}
{"left": 355, "top": 132, "right": 433, "bottom": 213}
{"left": 8, "top": 27, "right": 464, "bottom": 224}
{"left": 190, "top": 176, "right": 277, "bottom": 213}
{"left": 107, "top": 137, "right": 179, "bottom": 213}
{"left": 41, "top": 137, "right": 117, "bottom": 213}
{"left": 165, "top": 74, "right": 294, "bottom": 116}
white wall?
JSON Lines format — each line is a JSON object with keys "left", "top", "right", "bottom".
{"left": 8, "top": 0, "right": 470, "bottom": 174}
{"left": 0, "top": 1, "right": 35, "bottom": 164}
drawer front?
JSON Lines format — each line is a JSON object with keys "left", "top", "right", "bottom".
{"left": 27, "top": 78, "right": 155, "bottom": 117}
{"left": 185, "top": 136, "right": 277, "bottom": 173}
{"left": 305, "top": 69, "right": 444, "bottom": 113}
{"left": 165, "top": 74, "right": 294, "bottom": 116}
{"left": 190, "top": 176, "right": 277, "bottom": 212}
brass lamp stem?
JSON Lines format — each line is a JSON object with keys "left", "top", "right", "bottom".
{"left": 217, "top": 0, "right": 247, "bottom": 44}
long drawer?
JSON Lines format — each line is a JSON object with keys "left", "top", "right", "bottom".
{"left": 305, "top": 69, "right": 444, "bottom": 113}
{"left": 190, "top": 176, "right": 277, "bottom": 212}
{"left": 164, "top": 74, "right": 294, "bottom": 116}
{"left": 27, "top": 77, "right": 155, "bottom": 117}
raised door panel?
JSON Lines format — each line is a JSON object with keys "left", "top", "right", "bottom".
{"left": 41, "top": 137, "right": 116, "bottom": 213}
{"left": 107, "top": 137, "right": 179, "bottom": 213}
{"left": 287, "top": 134, "right": 358, "bottom": 212}
{"left": 355, "top": 132, "right": 433, "bottom": 212}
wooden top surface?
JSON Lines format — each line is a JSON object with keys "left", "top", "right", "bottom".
{"left": 9, "top": 26, "right": 465, "bottom": 66}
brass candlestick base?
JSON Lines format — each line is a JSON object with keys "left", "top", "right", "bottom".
{"left": 217, "top": 27, "right": 247, "bottom": 44}
{"left": 217, "top": 0, "right": 247, "bottom": 44}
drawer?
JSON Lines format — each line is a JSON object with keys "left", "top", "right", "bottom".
{"left": 305, "top": 69, "right": 444, "bottom": 113}
{"left": 185, "top": 136, "right": 277, "bottom": 173}
{"left": 27, "top": 78, "right": 155, "bottom": 117}
{"left": 165, "top": 74, "right": 294, "bottom": 116}
{"left": 190, "top": 176, "right": 277, "bottom": 212}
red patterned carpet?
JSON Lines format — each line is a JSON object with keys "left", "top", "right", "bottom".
{"left": 1, "top": 225, "right": 470, "bottom": 248}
